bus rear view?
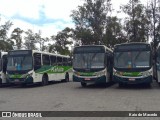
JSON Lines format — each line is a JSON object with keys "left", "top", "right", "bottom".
{"left": 113, "top": 43, "right": 152, "bottom": 87}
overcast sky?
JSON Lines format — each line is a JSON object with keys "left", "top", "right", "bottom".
{"left": 0, "top": 0, "right": 148, "bottom": 38}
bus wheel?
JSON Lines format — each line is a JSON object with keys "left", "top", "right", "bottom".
{"left": 81, "top": 82, "right": 87, "bottom": 87}
{"left": 41, "top": 75, "right": 48, "bottom": 86}
{"left": 65, "top": 73, "right": 69, "bottom": 82}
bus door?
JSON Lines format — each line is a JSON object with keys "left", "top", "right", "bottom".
{"left": 2, "top": 55, "right": 7, "bottom": 82}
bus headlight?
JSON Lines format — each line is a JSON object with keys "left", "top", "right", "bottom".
{"left": 27, "top": 73, "right": 33, "bottom": 78}
{"left": 113, "top": 69, "right": 117, "bottom": 75}
{"left": 141, "top": 69, "right": 152, "bottom": 77}
{"left": 95, "top": 70, "right": 105, "bottom": 77}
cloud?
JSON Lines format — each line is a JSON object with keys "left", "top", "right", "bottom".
{"left": 42, "top": 0, "right": 83, "bottom": 21}
{"left": 0, "top": 0, "right": 44, "bottom": 19}
{"left": 0, "top": 0, "right": 83, "bottom": 38}
{"left": 1, "top": 0, "right": 148, "bottom": 40}
{"left": 7, "top": 17, "right": 74, "bottom": 39}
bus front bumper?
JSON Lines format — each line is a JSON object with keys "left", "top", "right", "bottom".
{"left": 7, "top": 77, "right": 33, "bottom": 85}
{"left": 113, "top": 75, "right": 152, "bottom": 84}
{"left": 73, "top": 75, "right": 106, "bottom": 84}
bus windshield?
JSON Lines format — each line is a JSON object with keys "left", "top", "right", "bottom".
{"left": 114, "top": 51, "right": 150, "bottom": 69}
{"left": 73, "top": 53, "right": 105, "bottom": 69}
{"left": 7, "top": 55, "right": 32, "bottom": 71}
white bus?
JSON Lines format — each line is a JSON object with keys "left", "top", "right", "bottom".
{"left": 6, "top": 50, "right": 72, "bottom": 86}
{"left": 0, "top": 52, "right": 8, "bottom": 85}
{"left": 155, "top": 44, "right": 160, "bottom": 84}
{"left": 73, "top": 45, "right": 113, "bottom": 87}
{"left": 113, "top": 43, "right": 153, "bottom": 87}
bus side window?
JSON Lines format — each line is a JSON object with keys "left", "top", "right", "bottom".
{"left": 34, "top": 53, "right": 41, "bottom": 70}
{"left": 2, "top": 55, "right": 7, "bottom": 73}
{"left": 50, "top": 55, "right": 56, "bottom": 66}
{"left": 57, "top": 57, "right": 62, "bottom": 66}
{"left": 42, "top": 54, "right": 50, "bottom": 65}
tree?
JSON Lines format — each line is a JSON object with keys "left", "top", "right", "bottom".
{"left": 34, "top": 30, "right": 49, "bottom": 51}
{"left": 10, "top": 27, "right": 23, "bottom": 49}
{"left": 24, "top": 29, "right": 37, "bottom": 50}
{"left": 49, "top": 27, "right": 73, "bottom": 55}
{"left": 121, "top": 0, "right": 150, "bottom": 42}
{"left": 0, "top": 20, "right": 13, "bottom": 51}
{"left": 71, "top": 0, "right": 111, "bottom": 45}
{"left": 148, "top": 0, "right": 160, "bottom": 46}
{"left": 103, "top": 16, "right": 127, "bottom": 48}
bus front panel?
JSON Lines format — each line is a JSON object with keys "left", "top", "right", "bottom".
{"left": 113, "top": 44, "right": 152, "bottom": 84}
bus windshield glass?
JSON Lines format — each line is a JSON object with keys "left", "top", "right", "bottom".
{"left": 73, "top": 53, "right": 105, "bottom": 69}
{"left": 114, "top": 51, "right": 150, "bottom": 69}
{"left": 7, "top": 55, "right": 32, "bottom": 71}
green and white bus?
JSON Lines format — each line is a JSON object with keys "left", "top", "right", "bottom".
{"left": 0, "top": 52, "right": 8, "bottom": 85}
{"left": 6, "top": 50, "right": 72, "bottom": 86}
{"left": 155, "top": 44, "right": 160, "bottom": 84}
{"left": 113, "top": 43, "right": 153, "bottom": 87}
{"left": 73, "top": 45, "right": 113, "bottom": 87}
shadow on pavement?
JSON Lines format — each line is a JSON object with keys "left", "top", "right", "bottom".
{"left": 76, "top": 82, "right": 115, "bottom": 89}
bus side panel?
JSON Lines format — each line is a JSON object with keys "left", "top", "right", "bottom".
{"left": 1, "top": 72, "right": 7, "bottom": 84}
{"left": 33, "top": 72, "right": 43, "bottom": 83}
{"left": 48, "top": 73, "right": 65, "bottom": 81}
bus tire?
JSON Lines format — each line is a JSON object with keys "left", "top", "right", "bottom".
{"left": 81, "top": 82, "right": 87, "bottom": 87}
{"left": 41, "top": 74, "right": 48, "bottom": 86}
{"left": 65, "top": 72, "right": 69, "bottom": 82}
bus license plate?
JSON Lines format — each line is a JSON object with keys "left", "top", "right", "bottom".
{"left": 85, "top": 78, "right": 90, "bottom": 80}
{"left": 15, "top": 79, "right": 19, "bottom": 82}
{"left": 129, "top": 78, "right": 135, "bottom": 81}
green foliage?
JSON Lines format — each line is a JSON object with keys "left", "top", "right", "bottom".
{"left": 49, "top": 27, "right": 73, "bottom": 55}
{"left": 103, "top": 16, "right": 127, "bottom": 48}
{"left": 24, "top": 29, "right": 37, "bottom": 50}
{"left": 0, "top": 20, "right": 13, "bottom": 51}
{"left": 146, "top": 0, "right": 160, "bottom": 46}
{"left": 121, "top": 0, "right": 150, "bottom": 42}
{"left": 71, "top": 0, "right": 112, "bottom": 45}
{"left": 11, "top": 27, "right": 23, "bottom": 49}
{"left": 34, "top": 30, "right": 49, "bottom": 51}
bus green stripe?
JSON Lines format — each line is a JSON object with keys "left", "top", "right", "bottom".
{"left": 35, "top": 66, "right": 72, "bottom": 74}
{"left": 117, "top": 72, "right": 141, "bottom": 77}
